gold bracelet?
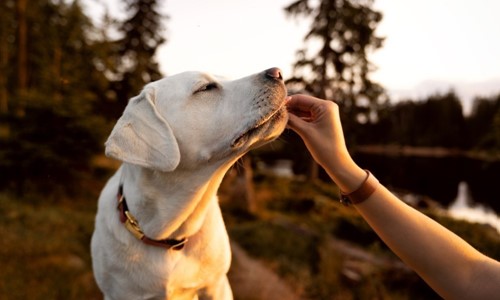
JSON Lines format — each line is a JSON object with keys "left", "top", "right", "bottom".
{"left": 340, "top": 170, "right": 379, "bottom": 206}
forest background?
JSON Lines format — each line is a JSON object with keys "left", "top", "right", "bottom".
{"left": 0, "top": 0, "right": 499, "bottom": 299}
{"left": 1, "top": 0, "right": 499, "bottom": 193}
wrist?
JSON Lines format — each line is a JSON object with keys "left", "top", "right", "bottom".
{"left": 335, "top": 165, "right": 366, "bottom": 194}
{"left": 324, "top": 153, "right": 366, "bottom": 193}
{"left": 340, "top": 170, "right": 379, "bottom": 206}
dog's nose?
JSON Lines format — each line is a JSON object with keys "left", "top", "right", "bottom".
{"left": 265, "top": 67, "right": 283, "bottom": 81}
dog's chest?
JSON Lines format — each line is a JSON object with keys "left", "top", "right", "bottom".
{"left": 101, "top": 206, "right": 231, "bottom": 298}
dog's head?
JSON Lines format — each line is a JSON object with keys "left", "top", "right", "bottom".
{"left": 105, "top": 68, "right": 288, "bottom": 171}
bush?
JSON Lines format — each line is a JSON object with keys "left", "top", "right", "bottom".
{"left": 0, "top": 95, "right": 109, "bottom": 197}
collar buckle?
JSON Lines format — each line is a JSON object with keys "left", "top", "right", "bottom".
{"left": 117, "top": 184, "right": 187, "bottom": 250}
{"left": 124, "top": 211, "right": 145, "bottom": 240}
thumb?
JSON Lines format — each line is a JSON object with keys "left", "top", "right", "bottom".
{"left": 287, "top": 112, "right": 309, "bottom": 137}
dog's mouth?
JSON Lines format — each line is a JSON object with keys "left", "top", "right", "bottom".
{"left": 231, "top": 99, "right": 288, "bottom": 149}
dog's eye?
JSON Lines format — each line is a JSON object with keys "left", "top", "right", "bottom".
{"left": 195, "top": 83, "right": 219, "bottom": 94}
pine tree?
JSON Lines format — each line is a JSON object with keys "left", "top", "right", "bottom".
{"left": 14, "top": 0, "right": 27, "bottom": 116}
{"left": 0, "top": 0, "right": 109, "bottom": 195}
{"left": 284, "top": 0, "right": 386, "bottom": 180}
{"left": 112, "top": 0, "right": 166, "bottom": 105}
{"left": 285, "top": 0, "right": 386, "bottom": 123}
{"left": 0, "top": 0, "right": 15, "bottom": 117}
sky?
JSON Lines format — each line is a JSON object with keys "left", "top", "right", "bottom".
{"left": 83, "top": 0, "right": 500, "bottom": 114}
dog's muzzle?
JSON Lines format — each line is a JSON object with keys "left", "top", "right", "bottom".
{"left": 231, "top": 68, "right": 288, "bottom": 149}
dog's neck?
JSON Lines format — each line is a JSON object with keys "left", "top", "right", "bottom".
{"left": 120, "top": 160, "right": 236, "bottom": 241}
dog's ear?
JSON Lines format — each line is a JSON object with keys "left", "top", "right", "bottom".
{"left": 105, "top": 87, "right": 181, "bottom": 172}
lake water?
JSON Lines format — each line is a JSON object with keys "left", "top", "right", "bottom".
{"left": 353, "top": 153, "right": 500, "bottom": 232}
{"left": 448, "top": 182, "right": 500, "bottom": 232}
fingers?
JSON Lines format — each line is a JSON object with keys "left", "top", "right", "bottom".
{"left": 286, "top": 112, "right": 304, "bottom": 133}
{"left": 286, "top": 94, "right": 338, "bottom": 119}
{"left": 286, "top": 94, "right": 320, "bottom": 122}
{"left": 286, "top": 95, "right": 316, "bottom": 133}
{"left": 287, "top": 108, "right": 312, "bottom": 120}
{"left": 286, "top": 93, "right": 340, "bottom": 136}
{"left": 286, "top": 94, "right": 324, "bottom": 112}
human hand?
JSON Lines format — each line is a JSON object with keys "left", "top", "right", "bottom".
{"left": 286, "top": 94, "right": 364, "bottom": 191}
{"left": 286, "top": 94, "right": 347, "bottom": 167}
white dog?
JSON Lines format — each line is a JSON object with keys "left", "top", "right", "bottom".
{"left": 91, "top": 68, "right": 288, "bottom": 300}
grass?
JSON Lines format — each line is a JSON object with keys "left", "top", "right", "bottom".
{"left": 0, "top": 193, "right": 101, "bottom": 299}
{"left": 0, "top": 171, "right": 499, "bottom": 299}
{"left": 222, "top": 173, "right": 500, "bottom": 299}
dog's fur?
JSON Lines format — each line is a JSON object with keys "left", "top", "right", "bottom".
{"left": 91, "top": 69, "right": 288, "bottom": 299}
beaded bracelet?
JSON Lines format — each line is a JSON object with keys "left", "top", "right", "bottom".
{"left": 340, "top": 170, "right": 379, "bottom": 206}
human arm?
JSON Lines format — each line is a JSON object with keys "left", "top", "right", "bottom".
{"left": 286, "top": 94, "right": 500, "bottom": 299}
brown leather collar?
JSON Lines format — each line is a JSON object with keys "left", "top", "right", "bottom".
{"left": 117, "top": 184, "right": 187, "bottom": 250}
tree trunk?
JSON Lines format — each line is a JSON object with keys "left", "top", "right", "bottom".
{"left": 309, "top": 160, "right": 319, "bottom": 182}
{"left": 53, "top": 46, "right": 62, "bottom": 102}
{"left": 0, "top": 40, "right": 10, "bottom": 139}
{"left": 16, "top": 0, "right": 28, "bottom": 116}
{"left": 0, "top": 29, "right": 7, "bottom": 111}
{"left": 0, "top": 24, "right": 7, "bottom": 114}
{"left": 0, "top": 6, "right": 10, "bottom": 138}
{"left": 242, "top": 155, "right": 257, "bottom": 214}
{"left": 308, "top": 58, "right": 329, "bottom": 182}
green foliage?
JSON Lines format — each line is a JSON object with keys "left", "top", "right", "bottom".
{"left": 0, "top": 0, "right": 16, "bottom": 98}
{"left": 0, "top": 0, "right": 111, "bottom": 195}
{"left": 110, "top": 0, "right": 166, "bottom": 105}
{"left": 223, "top": 174, "right": 461, "bottom": 299}
{"left": 282, "top": 1, "right": 499, "bottom": 154}
{"left": 0, "top": 193, "right": 100, "bottom": 299}
{"left": 362, "top": 91, "right": 500, "bottom": 151}
{"left": 370, "top": 90, "right": 467, "bottom": 148}
{"left": 0, "top": 94, "right": 108, "bottom": 195}
{"left": 0, "top": 0, "right": 167, "bottom": 196}
{"left": 229, "top": 221, "right": 318, "bottom": 275}
{"left": 283, "top": 0, "right": 387, "bottom": 179}
{"left": 466, "top": 94, "right": 500, "bottom": 150}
